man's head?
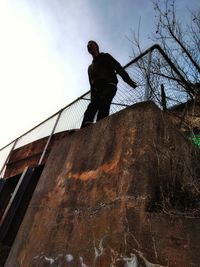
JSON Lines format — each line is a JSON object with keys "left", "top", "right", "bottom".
{"left": 87, "top": 40, "right": 99, "bottom": 57}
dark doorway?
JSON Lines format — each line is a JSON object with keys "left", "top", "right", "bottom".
{"left": 0, "top": 165, "right": 44, "bottom": 266}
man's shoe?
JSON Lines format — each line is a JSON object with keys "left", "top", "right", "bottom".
{"left": 84, "top": 121, "right": 93, "bottom": 127}
{"left": 68, "top": 129, "right": 79, "bottom": 135}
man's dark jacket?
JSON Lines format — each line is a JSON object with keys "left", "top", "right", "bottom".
{"left": 88, "top": 53, "right": 135, "bottom": 97}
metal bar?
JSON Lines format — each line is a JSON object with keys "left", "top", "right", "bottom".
{"left": 38, "top": 109, "right": 63, "bottom": 165}
{"left": 144, "top": 50, "right": 152, "bottom": 101}
{"left": 0, "top": 138, "right": 19, "bottom": 179}
{"left": 0, "top": 166, "right": 29, "bottom": 227}
{"left": 123, "top": 44, "right": 157, "bottom": 69}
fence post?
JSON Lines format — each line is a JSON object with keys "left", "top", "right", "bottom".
{"left": 144, "top": 50, "right": 152, "bottom": 101}
{"left": 0, "top": 138, "right": 19, "bottom": 179}
{"left": 38, "top": 109, "right": 63, "bottom": 165}
{"left": 161, "top": 84, "right": 167, "bottom": 111}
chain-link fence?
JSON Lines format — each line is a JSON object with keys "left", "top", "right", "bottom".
{"left": 0, "top": 44, "right": 196, "bottom": 178}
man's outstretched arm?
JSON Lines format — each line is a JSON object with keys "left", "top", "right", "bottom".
{"left": 106, "top": 54, "right": 137, "bottom": 88}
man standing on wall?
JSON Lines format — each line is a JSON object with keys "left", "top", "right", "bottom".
{"left": 81, "top": 40, "right": 137, "bottom": 128}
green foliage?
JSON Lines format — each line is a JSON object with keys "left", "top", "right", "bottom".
{"left": 191, "top": 135, "right": 200, "bottom": 149}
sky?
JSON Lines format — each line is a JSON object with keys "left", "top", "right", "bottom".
{"left": 0, "top": 0, "right": 199, "bottom": 148}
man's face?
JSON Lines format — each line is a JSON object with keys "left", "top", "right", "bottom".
{"left": 87, "top": 42, "right": 98, "bottom": 55}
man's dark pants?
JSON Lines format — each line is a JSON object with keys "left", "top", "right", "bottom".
{"left": 81, "top": 83, "right": 117, "bottom": 128}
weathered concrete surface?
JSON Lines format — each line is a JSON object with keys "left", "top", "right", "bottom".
{"left": 5, "top": 102, "right": 200, "bottom": 267}
{"left": 170, "top": 98, "right": 200, "bottom": 135}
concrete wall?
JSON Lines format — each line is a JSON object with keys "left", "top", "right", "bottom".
{"left": 5, "top": 102, "right": 200, "bottom": 267}
{"left": 170, "top": 99, "right": 200, "bottom": 135}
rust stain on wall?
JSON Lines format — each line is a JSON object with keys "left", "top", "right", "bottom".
{"left": 68, "top": 161, "right": 118, "bottom": 180}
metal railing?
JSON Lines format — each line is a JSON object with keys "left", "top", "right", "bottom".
{"left": 0, "top": 44, "right": 195, "bottom": 178}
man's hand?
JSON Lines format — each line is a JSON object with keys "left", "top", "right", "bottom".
{"left": 129, "top": 80, "right": 137, "bottom": 88}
